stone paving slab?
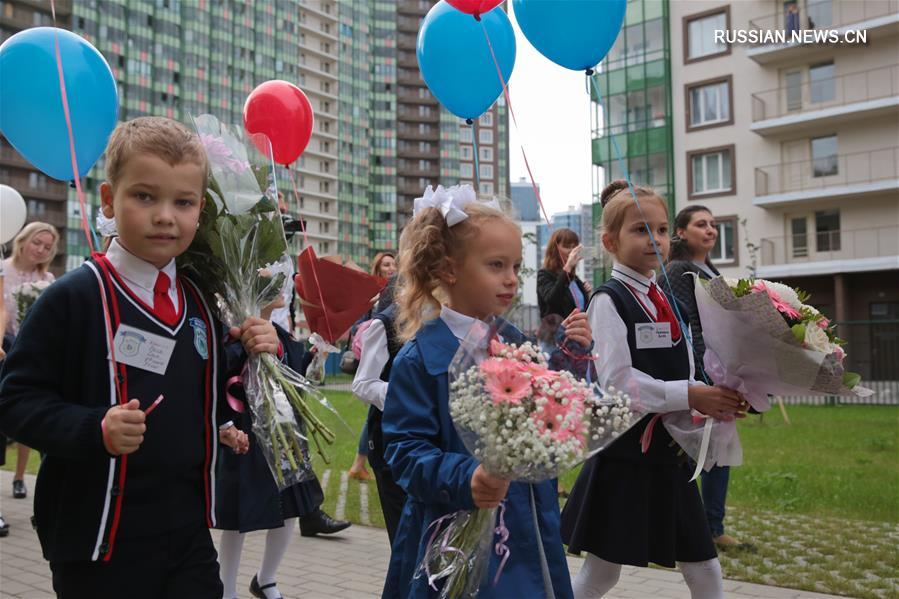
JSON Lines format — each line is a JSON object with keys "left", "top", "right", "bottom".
{"left": 0, "top": 472, "right": 849, "bottom": 598}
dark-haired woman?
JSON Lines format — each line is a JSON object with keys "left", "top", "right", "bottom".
{"left": 662, "top": 205, "right": 748, "bottom": 551}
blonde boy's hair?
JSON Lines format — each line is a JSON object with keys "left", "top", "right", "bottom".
{"left": 105, "top": 116, "right": 208, "bottom": 188}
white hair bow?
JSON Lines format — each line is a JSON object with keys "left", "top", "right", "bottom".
{"left": 96, "top": 211, "right": 118, "bottom": 237}
{"left": 412, "top": 184, "right": 501, "bottom": 227}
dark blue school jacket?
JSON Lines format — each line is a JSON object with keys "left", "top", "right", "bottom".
{"left": 381, "top": 317, "right": 573, "bottom": 599}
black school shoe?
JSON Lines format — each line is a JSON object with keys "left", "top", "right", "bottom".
{"left": 298, "top": 508, "right": 351, "bottom": 537}
{"left": 249, "top": 574, "right": 282, "bottom": 599}
{"left": 12, "top": 479, "right": 26, "bottom": 499}
{"left": 0, "top": 514, "right": 9, "bottom": 537}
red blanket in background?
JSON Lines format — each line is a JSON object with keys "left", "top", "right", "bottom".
{"left": 295, "top": 246, "right": 387, "bottom": 345}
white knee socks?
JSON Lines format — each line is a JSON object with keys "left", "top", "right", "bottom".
{"left": 217, "top": 529, "right": 245, "bottom": 599}
{"left": 218, "top": 519, "right": 296, "bottom": 599}
{"left": 573, "top": 553, "right": 622, "bottom": 599}
{"left": 257, "top": 518, "right": 297, "bottom": 599}
{"left": 679, "top": 557, "right": 724, "bottom": 599}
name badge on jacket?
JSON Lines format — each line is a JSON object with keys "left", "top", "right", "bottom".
{"left": 635, "top": 322, "right": 673, "bottom": 349}
{"left": 110, "top": 324, "right": 176, "bottom": 375}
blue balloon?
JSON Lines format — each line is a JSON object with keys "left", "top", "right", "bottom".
{"left": 512, "top": 0, "right": 627, "bottom": 71}
{"left": 417, "top": 1, "right": 516, "bottom": 121}
{"left": 0, "top": 27, "right": 118, "bottom": 181}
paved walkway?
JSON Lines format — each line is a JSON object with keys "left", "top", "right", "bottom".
{"left": 0, "top": 471, "right": 847, "bottom": 598}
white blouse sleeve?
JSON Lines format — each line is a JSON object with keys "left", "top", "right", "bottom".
{"left": 351, "top": 319, "right": 389, "bottom": 411}
{"left": 589, "top": 293, "right": 693, "bottom": 414}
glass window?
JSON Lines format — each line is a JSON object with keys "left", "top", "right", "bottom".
{"left": 811, "top": 135, "right": 838, "bottom": 177}
{"left": 460, "top": 128, "right": 473, "bottom": 143}
{"left": 479, "top": 181, "right": 494, "bottom": 194}
{"left": 480, "top": 112, "right": 493, "bottom": 127}
{"left": 460, "top": 145, "right": 472, "bottom": 160}
{"left": 785, "top": 70, "right": 803, "bottom": 111}
{"left": 479, "top": 146, "right": 493, "bottom": 161}
{"left": 809, "top": 62, "right": 835, "bottom": 104}
{"left": 478, "top": 129, "right": 493, "bottom": 144}
{"left": 791, "top": 217, "right": 808, "bottom": 257}
{"left": 690, "top": 80, "right": 730, "bottom": 127}
{"left": 808, "top": 0, "right": 833, "bottom": 28}
{"left": 691, "top": 150, "right": 732, "bottom": 194}
{"left": 687, "top": 12, "right": 727, "bottom": 60}
{"left": 460, "top": 163, "right": 473, "bottom": 178}
{"left": 710, "top": 219, "right": 735, "bottom": 263}
{"left": 815, "top": 210, "right": 840, "bottom": 251}
{"left": 479, "top": 164, "right": 494, "bottom": 179}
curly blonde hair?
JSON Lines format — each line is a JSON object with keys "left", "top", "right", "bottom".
{"left": 11, "top": 221, "right": 60, "bottom": 275}
{"left": 396, "top": 203, "right": 518, "bottom": 341}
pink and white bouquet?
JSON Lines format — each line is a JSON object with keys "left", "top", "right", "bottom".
{"left": 695, "top": 276, "right": 868, "bottom": 402}
{"left": 417, "top": 326, "right": 634, "bottom": 598}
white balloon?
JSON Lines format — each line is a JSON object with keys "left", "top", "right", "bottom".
{"left": 0, "top": 184, "right": 28, "bottom": 244}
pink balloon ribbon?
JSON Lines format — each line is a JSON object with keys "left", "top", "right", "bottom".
{"left": 226, "top": 376, "right": 245, "bottom": 414}
{"left": 639, "top": 413, "right": 663, "bottom": 454}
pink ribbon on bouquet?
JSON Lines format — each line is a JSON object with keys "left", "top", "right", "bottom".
{"left": 492, "top": 500, "right": 511, "bottom": 586}
{"left": 639, "top": 413, "right": 663, "bottom": 454}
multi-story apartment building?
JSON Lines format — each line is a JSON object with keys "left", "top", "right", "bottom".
{"left": 0, "top": 0, "right": 72, "bottom": 275}
{"left": 669, "top": 0, "right": 899, "bottom": 382}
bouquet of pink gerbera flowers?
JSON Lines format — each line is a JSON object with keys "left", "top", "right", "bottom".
{"left": 416, "top": 324, "right": 635, "bottom": 598}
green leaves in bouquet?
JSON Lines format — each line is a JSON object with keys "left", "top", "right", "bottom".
{"left": 791, "top": 323, "right": 807, "bottom": 345}
{"left": 733, "top": 278, "right": 753, "bottom": 298}
{"left": 842, "top": 371, "right": 861, "bottom": 389}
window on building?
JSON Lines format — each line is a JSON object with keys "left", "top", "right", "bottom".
{"left": 808, "top": 0, "right": 833, "bottom": 28}
{"left": 480, "top": 112, "right": 493, "bottom": 127}
{"left": 478, "top": 129, "right": 493, "bottom": 144}
{"left": 791, "top": 217, "right": 808, "bottom": 257}
{"left": 460, "top": 145, "right": 473, "bottom": 160}
{"left": 479, "top": 181, "right": 494, "bottom": 194}
{"left": 688, "top": 78, "right": 731, "bottom": 129}
{"left": 809, "top": 62, "right": 835, "bottom": 104}
{"left": 815, "top": 210, "right": 840, "bottom": 251}
{"left": 479, "top": 146, "right": 493, "bottom": 161}
{"left": 685, "top": 9, "right": 729, "bottom": 62}
{"left": 689, "top": 146, "right": 734, "bottom": 196}
{"left": 709, "top": 216, "right": 737, "bottom": 264}
{"left": 460, "top": 128, "right": 473, "bottom": 143}
{"left": 461, "top": 163, "right": 473, "bottom": 178}
{"left": 811, "top": 135, "right": 838, "bottom": 177}
{"left": 479, "top": 164, "right": 494, "bottom": 179}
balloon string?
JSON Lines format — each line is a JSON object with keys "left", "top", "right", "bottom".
{"left": 50, "top": 0, "right": 98, "bottom": 253}
{"left": 286, "top": 165, "right": 335, "bottom": 344}
{"left": 471, "top": 121, "right": 481, "bottom": 191}
{"left": 480, "top": 21, "right": 551, "bottom": 226}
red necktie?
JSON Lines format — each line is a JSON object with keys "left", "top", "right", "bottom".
{"left": 647, "top": 283, "right": 681, "bottom": 341}
{"left": 154, "top": 272, "right": 177, "bottom": 323}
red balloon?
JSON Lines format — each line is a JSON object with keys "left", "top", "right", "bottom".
{"left": 445, "top": 0, "right": 504, "bottom": 17}
{"left": 243, "top": 80, "right": 314, "bottom": 166}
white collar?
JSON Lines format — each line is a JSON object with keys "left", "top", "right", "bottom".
{"left": 611, "top": 262, "right": 655, "bottom": 295}
{"left": 105, "top": 238, "right": 177, "bottom": 293}
{"left": 440, "top": 305, "right": 489, "bottom": 342}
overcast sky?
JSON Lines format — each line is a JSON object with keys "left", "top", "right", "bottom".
{"left": 506, "top": 7, "right": 596, "bottom": 218}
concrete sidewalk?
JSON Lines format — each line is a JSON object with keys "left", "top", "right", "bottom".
{"left": 0, "top": 471, "right": 846, "bottom": 598}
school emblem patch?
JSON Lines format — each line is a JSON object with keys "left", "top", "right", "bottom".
{"left": 189, "top": 317, "right": 209, "bottom": 360}
{"left": 636, "top": 324, "right": 654, "bottom": 346}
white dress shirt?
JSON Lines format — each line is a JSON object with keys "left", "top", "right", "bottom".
{"left": 352, "top": 319, "right": 390, "bottom": 411}
{"left": 352, "top": 306, "right": 487, "bottom": 412}
{"left": 589, "top": 263, "right": 697, "bottom": 414}
{"left": 105, "top": 238, "right": 180, "bottom": 312}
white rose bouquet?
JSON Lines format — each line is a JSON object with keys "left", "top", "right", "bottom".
{"left": 13, "top": 280, "right": 52, "bottom": 326}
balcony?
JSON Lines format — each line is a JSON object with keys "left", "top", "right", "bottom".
{"left": 398, "top": 106, "right": 439, "bottom": 123}
{"left": 747, "top": 0, "right": 899, "bottom": 64}
{"left": 751, "top": 66, "right": 899, "bottom": 136}
{"left": 3, "top": 175, "right": 68, "bottom": 201}
{"left": 758, "top": 225, "right": 899, "bottom": 278}
{"left": 754, "top": 147, "right": 899, "bottom": 207}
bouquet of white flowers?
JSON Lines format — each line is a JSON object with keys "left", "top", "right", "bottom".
{"left": 178, "top": 115, "right": 337, "bottom": 490}
{"left": 13, "top": 279, "right": 52, "bottom": 326}
{"left": 417, "top": 321, "right": 635, "bottom": 598}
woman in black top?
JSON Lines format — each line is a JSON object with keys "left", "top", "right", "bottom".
{"left": 537, "top": 228, "right": 591, "bottom": 320}
{"left": 663, "top": 205, "right": 750, "bottom": 551}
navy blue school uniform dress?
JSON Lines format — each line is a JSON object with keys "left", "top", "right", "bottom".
{"left": 381, "top": 307, "right": 573, "bottom": 599}
{"left": 215, "top": 326, "right": 324, "bottom": 532}
{"left": 560, "top": 268, "right": 717, "bottom": 568}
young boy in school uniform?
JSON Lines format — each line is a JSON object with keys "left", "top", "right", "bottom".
{"left": 0, "top": 116, "right": 280, "bottom": 599}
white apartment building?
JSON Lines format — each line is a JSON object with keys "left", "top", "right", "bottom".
{"left": 669, "top": 0, "right": 898, "bottom": 331}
